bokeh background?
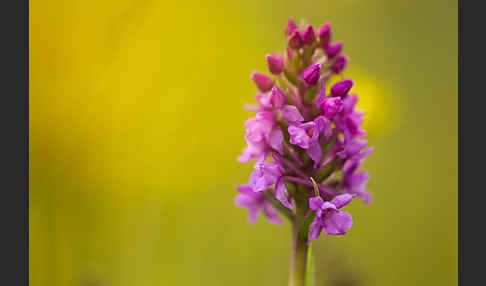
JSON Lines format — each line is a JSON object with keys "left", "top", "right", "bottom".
{"left": 29, "top": 0, "right": 457, "bottom": 285}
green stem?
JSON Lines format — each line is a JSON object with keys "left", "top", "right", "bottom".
{"left": 306, "top": 242, "right": 315, "bottom": 286}
{"left": 284, "top": 68, "right": 301, "bottom": 87}
{"left": 288, "top": 205, "right": 312, "bottom": 286}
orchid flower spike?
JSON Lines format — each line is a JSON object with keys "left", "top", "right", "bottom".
{"left": 236, "top": 17, "right": 373, "bottom": 255}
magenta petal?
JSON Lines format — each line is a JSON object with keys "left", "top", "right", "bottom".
{"left": 330, "top": 193, "right": 355, "bottom": 209}
{"left": 256, "top": 110, "right": 276, "bottom": 123}
{"left": 276, "top": 178, "right": 293, "bottom": 209}
{"left": 308, "top": 141, "right": 322, "bottom": 168}
{"left": 320, "top": 201, "right": 338, "bottom": 211}
{"left": 344, "top": 111, "right": 366, "bottom": 137}
{"left": 236, "top": 184, "right": 254, "bottom": 194}
{"left": 281, "top": 105, "right": 304, "bottom": 123}
{"left": 288, "top": 125, "right": 310, "bottom": 149}
{"left": 314, "top": 116, "right": 326, "bottom": 132}
{"left": 341, "top": 93, "right": 358, "bottom": 114}
{"left": 309, "top": 196, "right": 324, "bottom": 210}
{"left": 268, "top": 129, "right": 284, "bottom": 155}
{"left": 237, "top": 139, "right": 267, "bottom": 163}
{"left": 348, "top": 139, "right": 368, "bottom": 154}
{"left": 308, "top": 218, "right": 325, "bottom": 244}
{"left": 321, "top": 96, "right": 343, "bottom": 117}
{"left": 315, "top": 116, "right": 332, "bottom": 138}
{"left": 338, "top": 139, "right": 368, "bottom": 159}
{"left": 234, "top": 193, "right": 254, "bottom": 208}
{"left": 354, "top": 147, "right": 374, "bottom": 160}
{"left": 359, "top": 190, "right": 372, "bottom": 204}
{"left": 256, "top": 92, "right": 273, "bottom": 109}
{"left": 244, "top": 112, "right": 276, "bottom": 143}
{"left": 352, "top": 172, "right": 370, "bottom": 188}
{"left": 262, "top": 202, "right": 283, "bottom": 224}
{"left": 250, "top": 162, "right": 284, "bottom": 192}
{"left": 244, "top": 103, "right": 261, "bottom": 112}
{"left": 256, "top": 152, "right": 268, "bottom": 164}
{"left": 249, "top": 170, "right": 264, "bottom": 192}
{"left": 343, "top": 159, "right": 361, "bottom": 174}
{"left": 235, "top": 184, "right": 284, "bottom": 224}
{"left": 244, "top": 118, "right": 263, "bottom": 142}
{"left": 234, "top": 193, "right": 260, "bottom": 223}
{"left": 323, "top": 210, "right": 353, "bottom": 235}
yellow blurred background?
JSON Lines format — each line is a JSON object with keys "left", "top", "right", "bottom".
{"left": 29, "top": 0, "right": 457, "bottom": 285}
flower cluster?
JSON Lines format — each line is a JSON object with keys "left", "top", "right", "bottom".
{"left": 235, "top": 18, "right": 373, "bottom": 243}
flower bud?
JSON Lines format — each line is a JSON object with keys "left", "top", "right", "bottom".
{"left": 317, "top": 23, "right": 331, "bottom": 48}
{"left": 285, "top": 18, "right": 298, "bottom": 36}
{"left": 269, "top": 86, "right": 286, "bottom": 108}
{"left": 330, "top": 79, "right": 354, "bottom": 97}
{"left": 288, "top": 29, "right": 303, "bottom": 50}
{"left": 265, "top": 54, "right": 285, "bottom": 75}
{"left": 302, "top": 63, "right": 321, "bottom": 86}
{"left": 302, "top": 24, "right": 315, "bottom": 45}
{"left": 251, "top": 72, "right": 274, "bottom": 92}
{"left": 325, "top": 41, "right": 343, "bottom": 58}
{"left": 331, "top": 55, "right": 347, "bottom": 73}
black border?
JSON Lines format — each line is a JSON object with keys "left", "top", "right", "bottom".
{"left": 0, "top": 0, "right": 29, "bottom": 283}
{"left": 459, "top": 0, "right": 486, "bottom": 285}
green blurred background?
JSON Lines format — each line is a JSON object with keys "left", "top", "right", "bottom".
{"left": 29, "top": 0, "right": 457, "bottom": 285}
